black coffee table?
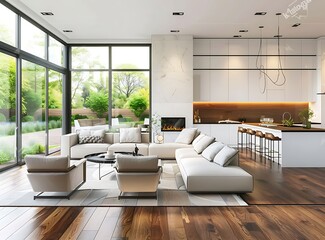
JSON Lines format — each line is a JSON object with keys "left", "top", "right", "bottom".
{"left": 85, "top": 152, "right": 117, "bottom": 180}
{"left": 85, "top": 152, "right": 143, "bottom": 180}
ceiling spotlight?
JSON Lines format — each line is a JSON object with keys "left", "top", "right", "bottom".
{"left": 276, "top": 13, "right": 282, "bottom": 16}
{"left": 233, "top": 35, "right": 242, "bottom": 38}
{"left": 255, "top": 12, "right": 267, "bottom": 15}
{"left": 40, "top": 12, "right": 54, "bottom": 16}
{"left": 259, "top": 26, "right": 264, "bottom": 28}
{"left": 292, "top": 23, "right": 301, "bottom": 27}
{"left": 173, "top": 12, "right": 184, "bottom": 16}
{"left": 274, "top": 35, "right": 282, "bottom": 38}
{"left": 239, "top": 30, "right": 248, "bottom": 33}
{"left": 170, "top": 30, "right": 180, "bottom": 33}
{"left": 63, "top": 30, "right": 73, "bottom": 33}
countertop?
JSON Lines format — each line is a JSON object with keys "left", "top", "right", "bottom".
{"left": 244, "top": 123, "right": 325, "bottom": 132}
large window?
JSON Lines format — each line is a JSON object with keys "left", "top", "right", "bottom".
{"left": 49, "top": 36, "right": 65, "bottom": 66}
{"left": 0, "top": 52, "right": 16, "bottom": 170}
{"left": 48, "top": 70, "right": 63, "bottom": 153}
{"left": 22, "top": 60, "right": 46, "bottom": 157}
{"left": 0, "top": 2, "right": 67, "bottom": 171}
{"left": 21, "top": 18, "right": 46, "bottom": 59}
{"left": 71, "top": 45, "right": 150, "bottom": 129}
{"left": 0, "top": 4, "right": 16, "bottom": 46}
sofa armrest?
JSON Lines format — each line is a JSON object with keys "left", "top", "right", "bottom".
{"left": 71, "top": 158, "right": 87, "bottom": 168}
{"left": 61, "top": 133, "right": 78, "bottom": 159}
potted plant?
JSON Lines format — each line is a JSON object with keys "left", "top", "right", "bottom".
{"left": 298, "top": 108, "right": 314, "bottom": 129}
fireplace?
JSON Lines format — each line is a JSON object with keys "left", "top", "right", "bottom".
{"left": 161, "top": 117, "right": 185, "bottom": 132}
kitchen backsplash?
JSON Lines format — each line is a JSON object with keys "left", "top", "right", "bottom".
{"left": 193, "top": 102, "right": 309, "bottom": 123}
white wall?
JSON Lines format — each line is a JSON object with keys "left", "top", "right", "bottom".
{"left": 151, "top": 35, "right": 193, "bottom": 142}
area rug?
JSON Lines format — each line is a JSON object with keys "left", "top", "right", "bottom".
{"left": 0, "top": 161, "right": 247, "bottom": 207}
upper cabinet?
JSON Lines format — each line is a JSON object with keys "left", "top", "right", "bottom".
{"left": 193, "top": 39, "right": 317, "bottom": 103}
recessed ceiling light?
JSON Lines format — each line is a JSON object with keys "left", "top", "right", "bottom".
{"left": 173, "top": 12, "right": 184, "bottom": 16}
{"left": 292, "top": 23, "right": 301, "bottom": 27}
{"left": 40, "top": 12, "right": 54, "bottom": 16}
{"left": 170, "top": 30, "right": 180, "bottom": 33}
{"left": 274, "top": 35, "right": 282, "bottom": 38}
{"left": 239, "top": 30, "right": 248, "bottom": 33}
{"left": 63, "top": 30, "right": 73, "bottom": 33}
{"left": 255, "top": 12, "right": 267, "bottom": 15}
{"left": 233, "top": 35, "right": 242, "bottom": 38}
{"left": 259, "top": 26, "right": 264, "bottom": 28}
{"left": 276, "top": 13, "right": 282, "bottom": 16}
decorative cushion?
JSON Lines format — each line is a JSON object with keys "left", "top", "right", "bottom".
{"left": 213, "top": 146, "right": 239, "bottom": 167}
{"left": 193, "top": 135, "right": 215, "bottom": 154}
{"left": 120, "top": 128, "right": 141, "bottom": 143}
{"left": 175, "top": 128, "right": 198, "bottom": 144}
{"left": 78, "top": 129, "right": 105, "bottom": 144}
{"left": 192, "top": 133, "right": 204, "bottom": 146}
{"left": 201, "top": 141, "right": 225, "bottom": 161}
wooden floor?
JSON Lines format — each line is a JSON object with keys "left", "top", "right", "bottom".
{"left": 0, "top": 205, "right": 324, "bottom": 239}
{"left": 0, "top": 152, "right": 325, "bottom": 239}
{"left": 239, "top": 150, "right": 325, "bottom": 205}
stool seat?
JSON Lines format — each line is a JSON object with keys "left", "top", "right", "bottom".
{"left": 264, "top": 132, "right": 281, "bottom": 164}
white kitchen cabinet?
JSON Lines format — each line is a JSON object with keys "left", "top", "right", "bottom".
{"left": 266, "top": 89, "right": 285, "bottom": 102}
{"left": 229, "top": 39, "right": 249, "bottom": 55}
{"left": 249, "top": 39, "right": 267, "bottom": 56}
{"left": 193, "top": 70, "right": 210, "bottom": 101}
{"left": 210, "top": 39, "right": 229, "bottom": 55}
{"left": 301, "top": 70, "right": 317, "bottom": 102}
{"left": 229, "top": 56, "right": 249, "bottom": 69}
{"left": 302, "top": 39, "right": 317, "bottom": 55}
{"left": 248, "top": 70, "right": 267, "bottom": 102}
{"left": 228, "top": 70, "right": 249, "bottom": 101}
{"left": 266, "top": 39, "right": 285, "bottom": 55}
{"left": 193, "top": 56, "right": 210, "bottom": 69}
{"left": 210, "top": 70, "right": 229, "bottom": 102}
{"left": 193, "top": 39, "right": 210, "bottom": 55}
{"left": 284, "top": 70, "right": 302, "bottom": 101}
{"left": 283, "top": 39, "right": 302, "bottom": 55}
{"left": 211, "top": 56, "right": 228, "bottom": 69}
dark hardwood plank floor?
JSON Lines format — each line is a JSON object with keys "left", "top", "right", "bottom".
{"left": 239, "top": 150, "right": 325, "bottom": 205}
{"left": 0, "top": 206, "right": 324, "bottom": 240}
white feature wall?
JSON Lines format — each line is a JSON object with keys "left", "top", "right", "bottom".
{"left": 151, "top": 35, "right": 193, "bottom": 142}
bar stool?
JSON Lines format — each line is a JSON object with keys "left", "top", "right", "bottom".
{"left": 255, "top": 130, "right": 265, "bottom": 160}
{"left": 264, "top": 132, "right": 281, "bottom": 164}
{"left": 246, "top": 128, "right": 256, "bottom": 157}
{"left": 237, "top": 127, "right": 247, "bottom": 151}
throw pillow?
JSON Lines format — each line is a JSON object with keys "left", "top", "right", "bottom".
{"left": 120, "top": 127, "right": 141, "bottom": 143}
{"left": 175, "top": 128, "right": 198, "bottom": 144}
{"left": 201, "top": 141, "right": 225, "bottom": 161}
{"left": 192, "top": 133, "right": 204, "bottom": 146}
{"left": 193, "top": 135, "right": 215, "bottom": 153}
{"left": 213, "top": 146, "right": 238, "bottom": 167}
{"left": 78, "top": 129, "right": 105, "bottom": 144}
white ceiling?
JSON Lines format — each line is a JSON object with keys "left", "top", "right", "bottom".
{"left": 6, "top": 0, "right": 325, "bottom": 43}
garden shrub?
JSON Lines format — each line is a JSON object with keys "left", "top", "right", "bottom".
{"left": 22, "top": 115, "right": 34, "bottom": 122}
{"left": 0, "top": 113, "right": 6, "bottom": 122}
{"left": 0, "top": 150, "right": 13, "bottom": 164}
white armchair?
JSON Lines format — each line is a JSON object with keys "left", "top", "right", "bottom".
{"left": 114, "top": 155, "right": 161, "bottom": 199}
{"left": 24, "top": 155, "right": 86, "bottom": 199}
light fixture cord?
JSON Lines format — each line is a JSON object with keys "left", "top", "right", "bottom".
{"left": 256, "top": 14, "right": 287, "bottom": 94}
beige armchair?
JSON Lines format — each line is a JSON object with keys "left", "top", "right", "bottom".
{"left": 24, "top": 155, "right": 86, "bottom": 199}
{"left": 114, "top": 155, "right": 161, "bottom": 199}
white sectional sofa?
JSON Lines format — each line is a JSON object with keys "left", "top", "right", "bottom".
{"left": 175, "top": 148, "right": 253, "bottom": 193}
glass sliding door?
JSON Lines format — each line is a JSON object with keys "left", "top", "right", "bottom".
{"left": 0, "top": 53, "right": 17, "bottom": 170}
{"left": 21, "top": 60, "right": 46, "bottom": 157}
{"left": 48, "top": 70, "right": 63, "bottom": 154}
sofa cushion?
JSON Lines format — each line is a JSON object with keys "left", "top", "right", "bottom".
{"left": 193, "top": 135, "right": 215, "bottom": 154}
{"left": 175, "top": 128, "right": 198, "bottom": 144}
{"left": 119, "top": 128, "right": 141, "bottom": 143}
{"left": 201, "top": 141, "right": 225, "bottom": 161}
{"left": 213, "top": 146, "right": 239, "bottom": 167}
{"left": 192, "top": 133, "right": 204, "bottom": 146}
{"left": 78, "top": 129, "right": 105, "bottom": 144}
{"left": 25, "top": 155, "right": 69, "bottom": 171}
{"left": 115, "top": 155, "right": 159, "bottom": 172}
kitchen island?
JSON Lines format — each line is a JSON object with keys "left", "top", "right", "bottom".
{"left": 242, "top": 123, "right": 325, "bottom": 167}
